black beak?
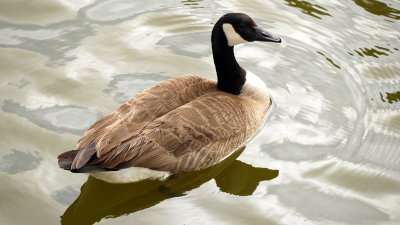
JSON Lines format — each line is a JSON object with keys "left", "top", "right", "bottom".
{"left": 254, "top": 27, "right": 281, "bottom": 43}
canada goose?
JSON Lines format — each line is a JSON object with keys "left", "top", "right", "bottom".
{"left": 58, "top": 13, "right": 281, "bottom": 176}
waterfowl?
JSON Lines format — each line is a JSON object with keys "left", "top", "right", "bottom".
{"left": 58, "top": 13, "right": 281, "bottom": 175}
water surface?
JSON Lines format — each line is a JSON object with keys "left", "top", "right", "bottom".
{"left": 1, "top": 0, "right": 400, "bottom": 224}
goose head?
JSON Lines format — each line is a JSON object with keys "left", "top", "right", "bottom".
{"left": 212, "top": 13, "right": 281, "bottom": 47}
{"left": 211, "top": 13, "right": 281, "bottom": 95}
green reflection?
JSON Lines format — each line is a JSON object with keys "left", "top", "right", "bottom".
{"left": 353, "top": 0, "right": 400, "bottom": 20}
{"left": 61, "top": 147, "right": 278, "bottom": 225}
{"left": 380, "top": 91, "right": 400, "bottom": 104}
{"left": 317, "top": 51, "right": 341, "bottom": 69}
{"left": 360, "top": 47, "right": 388, "bottom": 58}
{"left": 350, "top": 46, "right": 395, "bottom": 58}
{"left": 283, "top": 0, "right": 331, "bottom": 19}
{"left": 181, "top": 0, "right": 205, "bottom": 9}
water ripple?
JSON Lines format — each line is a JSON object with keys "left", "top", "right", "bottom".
{"left": 0, "top": 0, "right": 400, "bottom": 224}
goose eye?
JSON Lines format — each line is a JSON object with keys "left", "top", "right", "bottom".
{"left": 239, "top": 23, "right": 245, "bottom": 28}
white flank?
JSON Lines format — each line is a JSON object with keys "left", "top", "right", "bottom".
{"left": 222, "top": 23, "right": 248, "bottom": 46}
{"left": 91, "top": 167, "right": 171, "bottom": 183}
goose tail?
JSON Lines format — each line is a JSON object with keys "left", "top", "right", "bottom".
{"left": 58, "top": 150, "right": 111, "bottom": 173}
{"left": 58, "top": 150, "right": 78, "bottom": 171}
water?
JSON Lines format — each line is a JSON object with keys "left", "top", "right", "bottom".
{"left": 0, "top": 0, "right": 399, "bottom": 224}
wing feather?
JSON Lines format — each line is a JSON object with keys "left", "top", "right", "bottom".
{"left": 69, "top": 75, "right": 270, "bottom": 172}
{"left": 92, "top": 92, "right": 267, "bottom": 172}
{"left": 71, "top": 76, "right": 215, "bottom": 170}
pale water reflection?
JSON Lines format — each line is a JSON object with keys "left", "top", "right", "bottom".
{"left": 0, "top": 0, "right": 400, "bottom": 224}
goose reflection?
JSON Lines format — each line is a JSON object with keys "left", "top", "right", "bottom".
{"left": 61, "top": 147, "right": 278, "bottom": 225}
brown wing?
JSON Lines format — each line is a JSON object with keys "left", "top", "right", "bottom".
{"left": 68, "top": 75, "right": 270, "bottom": 172}
{"left": 70, "top": 76, "right": 215, "bottom": 170}
{"left": 89, "top": 92, "right": 268, "bottom": 173}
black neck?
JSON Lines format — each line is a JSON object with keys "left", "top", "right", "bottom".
{"left": 211, "top": 23, "right": 246, "bottom": 95}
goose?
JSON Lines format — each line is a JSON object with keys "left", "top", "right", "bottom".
{"left": 58, "top": 13, "right": 281, "bottom": 178}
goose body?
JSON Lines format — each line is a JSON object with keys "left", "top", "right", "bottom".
{"left": 58, "top": 13, "right": 281, "bottom": 176}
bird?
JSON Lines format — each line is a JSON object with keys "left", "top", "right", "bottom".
{"left": 58, "top": 12, "right": 281, "bottom": 178}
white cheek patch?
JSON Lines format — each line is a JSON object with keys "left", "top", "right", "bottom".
{"left": 222, "top": 23, "right": 248, "bottom": 46}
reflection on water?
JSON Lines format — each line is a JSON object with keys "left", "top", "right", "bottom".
{"left": 283, "top": 0, "right": 331, "bottom": 19}
{"left": 104, "top": 74, "right": 168, "bottom": 103}
{"left": 181, "top": 0, "right": 205, "bottom": 9}
{"left": 0, "top": 149, "right": 42, "bottom": 174}
{"left": 316, "top": 51, "right": 341, "bottom": 69}
{"left": 61, "top": 147, "right": 278, "bottom": 225}
{"left": 380, "top": 91, "right": 400, "bottom": 104}
{"left": 350, "top": 46, "right": 396, "bottom": 58}
{"left": 1, "top": 100, "right": 101, "bottom": 135}
{"left": 1, "top": 0, "right": 400, "bottom": 224}
{"left": 269, "top": 181, "right": 390, "bottom": 224}
{"left": 354, "top": 0, "right": 400, "bottom": 20}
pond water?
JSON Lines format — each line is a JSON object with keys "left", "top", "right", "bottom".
{"left": 1, "top": 0, "right": 399, "bottom": 224}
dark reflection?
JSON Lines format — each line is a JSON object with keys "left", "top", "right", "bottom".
{"left": 380, "top": 91, "right": 400, "bottom": 104}
{"left": 353, "top": 0, "right": 400, "bottom": 20}
{"left": 61, "top": 147, "right": 278, "bottom": 225}
{"left": 317, "top": 51, "right": 341, "bottom": 69}
{"left": 350, "top": 46, "right": 395, "bottom": 58}
{"left": 181, "top": 0, "right": 205, "bottom": 9}
{"left": 359, "top": 47, "right": 388, "bottom": 58}
{"left": 283, "top": 0, "right": 331, "bottom": 19}
{"left": 215, "top": 160, "right": 277, "bottom": 196}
